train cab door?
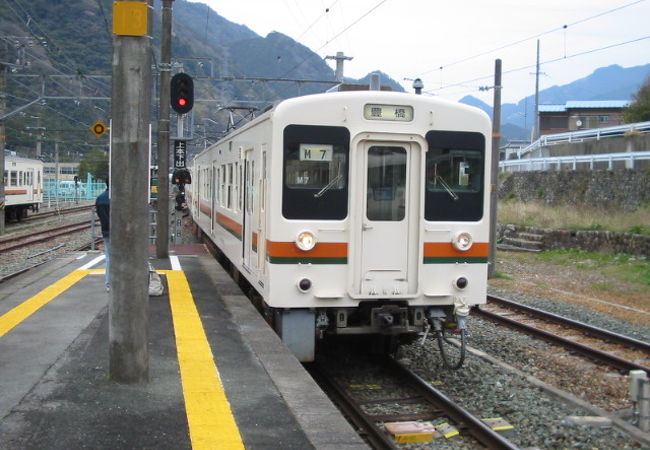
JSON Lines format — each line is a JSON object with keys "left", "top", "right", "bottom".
{"left": 357, "top": 141, "right": 420, "bottom": 296}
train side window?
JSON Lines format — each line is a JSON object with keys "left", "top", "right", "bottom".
{"left": 10, "top": 171, "right": 18, "bottom": 186}
{"left": 227, "top": 163, "right": 233, "bottom": 209}
{"left": 283, "top": 125, "right": 350, "bottom": 220}
{"left": 425, "top": 131, "right": 485, "bottom": 222}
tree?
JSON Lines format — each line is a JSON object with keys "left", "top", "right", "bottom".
{"left": 624, "top": 75, "right": 650, "bottom": 123}
{"left": 78, "top": 148, "right": 109, "bottom": 182}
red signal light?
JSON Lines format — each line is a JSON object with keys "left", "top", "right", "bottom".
{"left": 178, "top": 98, "right": 187, "bottom": 106}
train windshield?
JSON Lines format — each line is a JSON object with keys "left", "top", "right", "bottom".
{"left": 425, "top": 131, "right": 485, "bottom": 221}
{"left": 283, "top": 125, "right": 350, "bottom": 220}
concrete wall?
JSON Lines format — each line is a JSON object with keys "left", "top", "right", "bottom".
{"left": 524, "top": 134, "right": 650, "bottom": 171}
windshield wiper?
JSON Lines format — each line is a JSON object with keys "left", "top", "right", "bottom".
{"left": 314, "top": 173, "right": 343, "bottom": 198}
{"left": 436, "top": 175, "right": 459, "bottom": 201}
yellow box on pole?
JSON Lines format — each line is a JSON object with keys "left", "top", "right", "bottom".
{"left": 113, "top": 1, "right": 149, "bottom": 36}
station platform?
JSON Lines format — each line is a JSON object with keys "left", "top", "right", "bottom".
{"left": 0, "top": 246, "right": 367, "bottom": 449}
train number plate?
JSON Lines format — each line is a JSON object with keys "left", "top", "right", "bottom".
{"left": 300, "top": 144, "right": 333, "bottom": 161}
{"left": 364, "top": 104, "right": 413, "bottom": 122}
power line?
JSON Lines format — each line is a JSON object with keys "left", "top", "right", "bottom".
{"left": 424, "top": 35, "right": 650, "bottom": 95}
{"left": 416, "top": 0, "right": 647, "bottom": 77}
{"left": 296, "top": 0, "right": 340, "bottom": 41}
{"left": 278, "top": 0, "right": 389, "bottom": 81}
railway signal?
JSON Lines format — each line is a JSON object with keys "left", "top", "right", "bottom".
{"left": 170, "top": 73, "right": 194, "bottom": 115}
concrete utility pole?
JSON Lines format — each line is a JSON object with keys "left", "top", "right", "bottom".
{"left": 156, "top": 0, "right": 173, "bottom": 258}
{"left": 533, "top": 40, "right": 540, "bottom": 141}
{"left": 325, "top": 52, "right": 353, "bottom": 82}
{"left": 0, "top": 50, "right": 6, "bottom": 236}
{"left": 488, "top": 59, "right": 502, "bottom": 278}
{"left": 110, "top": 0, "right": 152, "bottom": 383}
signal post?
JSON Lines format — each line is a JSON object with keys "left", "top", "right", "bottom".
{"left": 110, "top": 0, "right": 152, "bottom": 383}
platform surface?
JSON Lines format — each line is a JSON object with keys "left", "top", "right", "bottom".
{"left": 0, "top": 248, "right": 367, "bottom": 449}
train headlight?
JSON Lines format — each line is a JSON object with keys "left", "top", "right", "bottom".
{"left": 452, "top": 231, "right": 473, "bottom": 252}
{"left": 295, "top": 231, "right": 317, "bottom": 251}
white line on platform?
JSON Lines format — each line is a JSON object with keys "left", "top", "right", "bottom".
{"left": 77, "top": 254, "right": 105, "bottom": 271}
{"left": 170, "top": 255, "right": 182, "bottom": 271}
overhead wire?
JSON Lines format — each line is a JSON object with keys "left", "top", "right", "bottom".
{"left": 416, "top": 0, "right": 647, "bottom": 77}
{"left": 3, "top": 0, "right": 111, "bottom": 94}
{"left": 296, "top": 0, "right": 340, "bottom": 41}
{"left": 424, "top": 35, "right": 650, "bottom": 95}
{"left": 277, "top": 0, "right": 389, "bottom": 87}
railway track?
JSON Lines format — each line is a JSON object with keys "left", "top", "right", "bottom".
{"left": 0, "top": 221, "right": 92, "bottom": 254}
{"left": 474, "top": 295, "right": 650, "bottom": 373}
{"left": 5, "top": 204, "right": 94, "bottom": 227}
{"left": 308, "top": 351, "right": 518, "bottom": 449}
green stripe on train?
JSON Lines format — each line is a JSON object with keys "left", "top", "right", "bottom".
{"left": 423, "top": 257, "right": 488, "bottom": 264}
{"left": 268, "top": 257, "right": 348, "bottom": 265}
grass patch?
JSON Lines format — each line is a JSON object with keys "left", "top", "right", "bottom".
{"left": 537, "top": 249, "right": 650, "bottom": 286}
{"left": 498, "top": 200, "right": 650, "bottom": 235}
{"left": 490, "top": 271, "right": 512, "bottom": 280}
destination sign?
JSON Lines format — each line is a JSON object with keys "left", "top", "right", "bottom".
{"left": 363, "top": 104, "right": 413, "bottom": 122}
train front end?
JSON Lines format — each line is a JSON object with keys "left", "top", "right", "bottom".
{"left": 266, "top": 91, "right": 492, "bottom": 363}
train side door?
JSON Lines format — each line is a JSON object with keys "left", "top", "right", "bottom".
{"left": 358, "top": 142, "right": 419, "bottom": 296}
{"left": 27, "top": 169, "right": 34, "bottom": 200}
{"left": 242, "top": 149, "right": 255, "bottom": 271}
{"left": 210, "top": 164, "right": 216, "bottom": 234}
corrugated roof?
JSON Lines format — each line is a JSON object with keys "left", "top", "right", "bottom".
{"left": 538, "top": 104, "right": 566, "bottom": 112}
{"left": 538, "top": 100, "right": 630, "bottom": 113}
{"left": 565, "top": 100, "right": 630, "bottom": 109}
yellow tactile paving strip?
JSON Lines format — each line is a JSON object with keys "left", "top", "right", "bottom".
{"left": 0, "top": 265, "right": 243, "bottom": 449}
{"left": 161, "top": 269, "right": 244, "bottom": 450}
{"left": 0, "top": 270, "right": 89, "bottom": 337}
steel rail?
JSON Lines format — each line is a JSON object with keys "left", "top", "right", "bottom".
{"left": 24, "top": 205, "right": 94, "bottom": 222}
{"left": 0, "top": 221, "right": 91, "bottom": 253}
{"left": 475, "top": 296, "right": 650, "bottom": 373}
{"left": 487, "top": 295, "right": 650, "bottom": 352}
{"left": 307, "top": 362, "right": 400, "bottom": 450}
{"left": 389, "top": 359, "right": 520, "bottom": 450}
{"left": 309, "top": 358, "right": 520, "bottom": 450}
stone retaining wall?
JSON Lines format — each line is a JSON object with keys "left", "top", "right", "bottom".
{"left": 498, "top": 170, "right": 650, "bottom": 212}
{"left": 497, "top": 224, "right": 650, "bottom": 257}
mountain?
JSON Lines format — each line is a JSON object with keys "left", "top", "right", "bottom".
{"left": 0, "top": 0, "right": 400, "bottom": 157}
{"left": 0, "top": 0, "right": 645, "bottom": 157}
{"left": 460, "top": 63, "right": 650, "bottom": 141}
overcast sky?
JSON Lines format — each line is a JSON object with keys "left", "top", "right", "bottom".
{"left": 196, "top": 0, "right": 650, "bottom": 104}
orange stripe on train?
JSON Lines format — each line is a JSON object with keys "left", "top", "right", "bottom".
{"left": 423, "top": 242, "right": 489, "bottom": 258}
{"left": 266, "top": 241, "right": 348, "bottom": 258}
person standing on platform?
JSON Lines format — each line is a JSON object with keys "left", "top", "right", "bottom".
{"left": 96, "top": 185, "right": 110, "bottom": 291}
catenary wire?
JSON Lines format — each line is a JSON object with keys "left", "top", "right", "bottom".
{"left": 416, "top": 0, "right": 647, "bottom": 77}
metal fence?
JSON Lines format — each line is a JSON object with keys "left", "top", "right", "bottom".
{"left": 517, "top": 121, "right": 650, "bottom": 158}
{"left": 500, "top": 150, "right": 650, "bottom": 172}
{"left": 43, "top": 181, "right": 107, "bottom": 203}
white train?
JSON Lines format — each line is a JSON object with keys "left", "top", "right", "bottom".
{"left": 3, "top": 155, "right": 43, "bottom": 221}
{"left": 189, "top": 90, "right": 492, "bottom": 364}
